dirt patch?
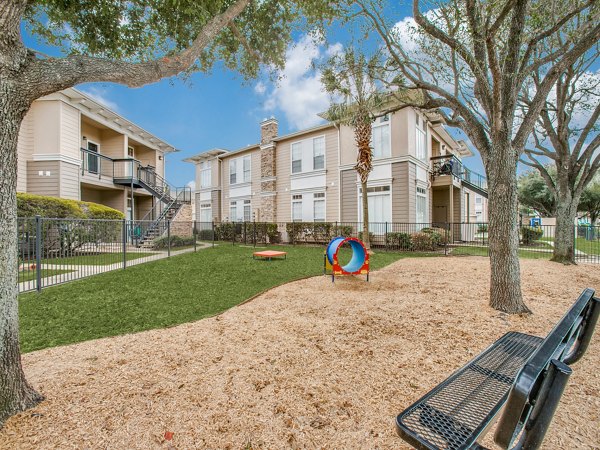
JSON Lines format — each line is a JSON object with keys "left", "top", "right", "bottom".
{"left": 2, "top": 257, "right": 599, "bottom": 449}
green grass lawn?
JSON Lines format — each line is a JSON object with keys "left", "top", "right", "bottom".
{"left": 19, "top": 269, "right": 72, "bottom": 283}
{"left": 30, "top": 251, "right": 157, "bottom": 266}
{"left": 541, "top": 236, "right": 600, "bottom": 256}
{"left": 19, "top": 245, "right": 417, "bottom": 353}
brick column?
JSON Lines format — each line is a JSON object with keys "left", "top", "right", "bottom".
{"left": 259, "top": 119, "right": 278, "bottom": 222}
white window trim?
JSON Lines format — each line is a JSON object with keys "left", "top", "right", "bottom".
{"left": 416, "top": 184, "right": 429, "bottom": 226}
{"left": 371, "top": 119, "right": 391, "bottom": 160}
{"left": 290, "top": 135, "right": 327, "bottom": 175}
{"left": 313, "top": 192, "right": 326, "bottom": 222}
{"left": 229, "top": 155, "right": 251, "bottom": 186}
{"left": 357, "top": 184, "right": 393, "bottom": 224}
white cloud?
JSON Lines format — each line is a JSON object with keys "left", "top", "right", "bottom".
{"left": 186, "top": 180, "right": 196, "bottom": 191}
{"left": 79, "top": 86, "right": 120, "bottom": 112}
{"left": 261, "top": 35, "right": 344, "bottom": 130}
{"left": 254, "top": 81, "right": 266, "bottom": 95}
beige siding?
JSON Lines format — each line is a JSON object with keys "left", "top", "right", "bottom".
{"left": 340, "top": 169, "right": 358, "bottom": 222}
{"left": 26, "top": 161, "right": 60, "bottom": 198}
{"left": 324, "top": 128, "right": 340, "bottom": 221}
{"left": 101, "top": 189, "right": 126, "bottom": 213}
{"left": 155, "top": 151, "right": 165, "bottom": 178}
{"left": 220, "top": 148, "right": 257, "bottom": 220}
{"left": 99, "top": 129, "right": 126, "bottom": 159}
{"left": 390, "top": 108, "right": 411, "bottom": 157}
{"left": 81, "top": 120, "right": 102, "bottom": 149}
{"left": 17, "top": 107, "right": 35, "bottom": 192}
{"left": 33, "top": 101, "right": 61, "bottom": 156}
{"left": 59, "top": 162, "right": 80, "bottom": 200}
{"left": 391, "top": 161, "right": 416, "bottom": 222}
{"left": 339, "top": 126, "right": 356, "bottom": 167}
{"left": 275, "top": 140, "right": 291, "bottom": 221}
{"left": 80, "top": 186, "right": 102, "bottom": 203}
{"left": 60, "top": 102, "right": 81, "bottom": 161}
{"left": 211, "top": 190, "right": 221, "bottom": 221}
{"left": 136, "top": 195, "right": 154, "bottom": 220}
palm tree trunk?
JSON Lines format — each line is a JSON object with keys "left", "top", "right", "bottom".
{"left": 361, "top": 180, "right": 370, "bottom": 250}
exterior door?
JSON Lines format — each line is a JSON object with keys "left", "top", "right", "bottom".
{"left": 126, "top": 146, "right": 134, "bottom": 177}
{"left": 87, "top": 142, "right": 99, "bottom": 174}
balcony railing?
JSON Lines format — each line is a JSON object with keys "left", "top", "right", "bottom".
{"left": 80, "top": 147, "right": 191, "bottom": 203}
{"left": 430, "top": 154, "right": 487, "bottom": 192}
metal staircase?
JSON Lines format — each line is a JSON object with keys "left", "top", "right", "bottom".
{"left": 81, "top": 148, "right": 191, "bottom": 247}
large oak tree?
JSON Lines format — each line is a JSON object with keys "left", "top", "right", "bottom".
{"left": 352, "top": 0, "right": 600, "bottom": 313}
{"left": 0, "top": 0, "right": 334, "bottom": 425}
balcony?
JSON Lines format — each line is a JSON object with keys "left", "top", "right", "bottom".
{"left": 430, "top": 154, "right": 487, "bottom": 196}
{"left": 81, "top": 148, "right": 192, "bottom": 203}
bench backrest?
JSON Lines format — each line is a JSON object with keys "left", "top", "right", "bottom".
{"left": 495, "top": 288, "right": 599, "bottom": 449}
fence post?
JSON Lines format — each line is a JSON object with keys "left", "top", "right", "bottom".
{"left": 167, "top": 220, "right": 171, "bottom": 257}
{"left": 122, "top": 218, "right": 127, "bottom": 269}
{"left": 444, "top": 223, "right": 449, "bottom": 256}
{"left": 385, "top": 222, "right": 389, "bottom": 250}
{"left": 193, "top": 221, "right": 197, "bottom": 252}
{"left": 212, "top": 221, "right": 215, "bottom": 247}
{"left": 253, "top": 220, "right": 257, "bottom": 248}
{"left": 35, "top": 215, "right": 42, "bottom": 293}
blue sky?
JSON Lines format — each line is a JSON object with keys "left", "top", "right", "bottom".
{"left": 22, "top": 6, "right": 486, "bottom": 190}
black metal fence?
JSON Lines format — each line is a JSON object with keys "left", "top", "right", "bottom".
{"left": 17, "top": 218, "right": 599, "bottom": 293}
{"left": 195, "top": 221, "right": 600, "bottom": 263}
{"left": 17, "top": 217, "right": 201, "bottom": 293}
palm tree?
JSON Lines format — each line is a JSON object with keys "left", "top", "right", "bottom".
{"left": 321, "top": 49, "right": 386, "bottom": 251}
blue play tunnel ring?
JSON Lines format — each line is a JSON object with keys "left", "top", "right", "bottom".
{"left": 326, "top": 237, "right": 368, "bottom": 274}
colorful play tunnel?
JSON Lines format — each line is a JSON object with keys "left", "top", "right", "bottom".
{"left": 325, "top": 237, "right": 369, "bottom": 281}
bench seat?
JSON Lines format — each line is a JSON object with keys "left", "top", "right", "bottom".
{"left": 396, "top": 332, "right": 543, "bottom": 450}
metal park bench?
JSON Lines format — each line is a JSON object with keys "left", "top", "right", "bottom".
{"left": 396, "top": 288, "right": 599, "bottom": 450}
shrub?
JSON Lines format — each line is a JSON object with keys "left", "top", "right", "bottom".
{"left": 477, "top": 223, "right": 488, "bottom": 233}
{"left": 152, "top": 235, "right": 196, "bottom": 249}
{"left": 420, "top": 227, "right": 447, "bottom": 246}
{"left": 332, "top": 225, "right": 353, "bottom": 238}
{"left": 521, "top": 226, "right": 543, "bottom": 245}
{"left": 265, "top": 223, "right": 281, "bottom": 243}
{"left": 386, "top": 232, "right": 413, "bottom": 250}
{"left": 411, "top": 232, "right": 436, "bottom": 251}
{"left": 17, "top": 193, "right": 124, "bottom": 219}
{"left": 214, "top": 222, "right": 235, "bottom": 241}
{"left": 358, "top": 231, "right": 375, "bottom": 243}
{"left": 197, "top": 228, "right": 214, "bottom": 240}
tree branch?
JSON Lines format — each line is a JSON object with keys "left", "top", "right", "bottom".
{"left": 22, "top": 0, "right": 250, "bottom": 100}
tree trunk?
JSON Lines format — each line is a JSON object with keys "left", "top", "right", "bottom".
{"left": 485, "top": 142, "right": 531, "bottom": 314}
{"left": 0, "top": 80, "right": 43, "bottom": 426}
{"left": 551, "top": 191, "right": 579, "bottom": 264}
{"left": 361, "top": 180, "right": 370, "bottom": 250}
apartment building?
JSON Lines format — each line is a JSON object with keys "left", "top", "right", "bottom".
{"left": 185, "top": 107, "right": 489, "bottom": 232}
{"left": 16, "top": 88, "right": 191, "bottom": 234}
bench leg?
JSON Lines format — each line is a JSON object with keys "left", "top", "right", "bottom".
{"left": 509, "top": 359, "right": 572, "bottom": 450}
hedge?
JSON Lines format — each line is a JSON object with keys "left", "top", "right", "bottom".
{"left": 152, "top": 235, "right": 196, "bottom": 250}
{"left": 521, "top": 226, "right": 543, "bottom": 246}
{"left": 17, "top": 193, "right": 124, "bottom": 220}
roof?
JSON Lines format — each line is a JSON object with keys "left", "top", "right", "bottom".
{"left": 55, "top": 88, "right": 180, "bottom": 153}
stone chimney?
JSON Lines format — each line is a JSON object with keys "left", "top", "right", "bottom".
{"left": 259, "top": 118, "right": 278, "bottom": 223}
{"left": 260, "top": 118, "right": 278, "bottom": 145}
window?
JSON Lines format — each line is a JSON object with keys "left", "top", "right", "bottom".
{"left": 372, "top": 118, "right": 391, "bottom": 159}
{"left": 243, "top": 199, "right": 252, "bottom": 222}
{"left": 200, "top": 203, "right": 212, "bottom": 224}
{"left": 416, "top": 114, "right": 427, "bottom": 162}
{"left": 313, "top": 193, "right": 325, "bottom": 222}
{"left": 416, "top": 186, "right": 428, "bottom": 226}
{"left": 229, "top": 160, "right": 236, "bottom": 185}
{"left": 200, "top": 161, "right": 211, "bottom": 188}
{"left": 229, "top": 201, "right": 237, "bottom": 222}
{"left": 229, "top": 155, "right": 251, "bottom": 185}
{"left": 292, "top": 143, "right": 302, "bottom": 174}
{"left": 243, "top": 156, "right": 251, "bottom": 182}
{"left": 358, "top": 185, "right": 391, "bottom": 235}
{"left": 292, "top": 194, "right": 303, "bottom": 222}
{"left": 313, "top": 137, "right": 325, "bottom": 170}
{"left": 475, "top": 196, "right": 482, "bottom": 204}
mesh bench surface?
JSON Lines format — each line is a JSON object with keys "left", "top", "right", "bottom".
{"left": 396, "top": 332, "right": 543, "bottom": 450}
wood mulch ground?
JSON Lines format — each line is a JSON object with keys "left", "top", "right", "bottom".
{"left": 2, "top": 257, "right": 599, "bottom": 449}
